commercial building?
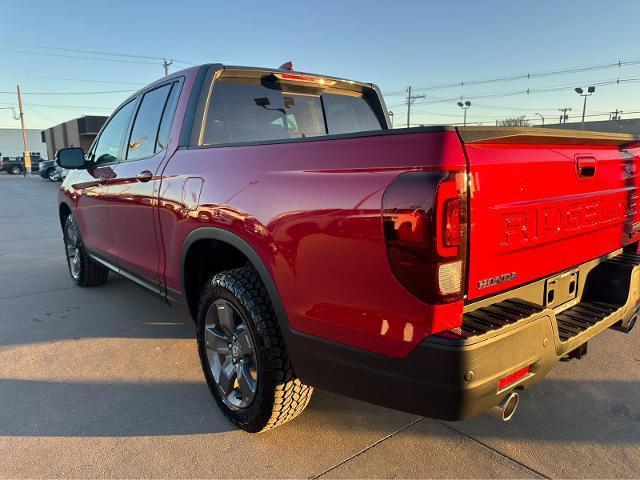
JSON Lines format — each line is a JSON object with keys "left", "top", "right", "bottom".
{"left": 41, "top": 116, "right": 107, "bottom": 160}
{"left": 542, "top": 118, "right": 640, "bottom": 136}
{"left": 0, "top": 128, "right": 47, "bottom": 158}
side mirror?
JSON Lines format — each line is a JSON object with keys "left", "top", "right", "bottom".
{"left": 56, "top": 148, "right": 86, "bottom": 169}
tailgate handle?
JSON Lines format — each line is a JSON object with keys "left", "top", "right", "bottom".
{"left": 575, "top": 155, "right": 597, "bottom": 177}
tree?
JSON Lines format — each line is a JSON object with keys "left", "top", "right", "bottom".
{"left": 497, "top": 116, "right": 531, "bottom": 127}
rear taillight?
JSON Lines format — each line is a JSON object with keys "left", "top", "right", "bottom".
{"left": 444, "top": 198, "right": 463, "bottom": 247}
{"left": 382, "top": 170, "right": 467, "bottom": 304}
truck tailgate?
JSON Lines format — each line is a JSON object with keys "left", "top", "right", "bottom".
{"left": 458, "top": 127, "right": 640, "bottom": 301}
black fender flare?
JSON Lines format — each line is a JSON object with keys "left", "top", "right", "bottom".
{"left": 179, "top": 227, "right": 295, "bottom": 341}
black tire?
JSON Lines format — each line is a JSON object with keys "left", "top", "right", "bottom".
{"left": 9, "top": 166, "right": 20, "bottom": 175}
{"left": 47, "top": 168, "right": 57, "bottom": 182}
{"left": 197, "top": 267, "right": 313, "bottom": 433}
{"left": 63, "top": 215, "right": 109, "bottom": 287}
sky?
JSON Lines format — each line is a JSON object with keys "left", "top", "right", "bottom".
{"left": 1, "top": 0, "right": 639, "bottom": 129}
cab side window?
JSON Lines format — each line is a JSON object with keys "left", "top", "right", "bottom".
{"left": 156, "top": 83, "right": 181, "bottom": 152}
{"left": 91, "top": 100, "right": 136, "bottom": 165}
{"left": 126, "top": 83, "right": 173, "bottom": 161}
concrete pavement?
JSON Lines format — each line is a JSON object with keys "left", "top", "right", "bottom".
{"left": 0, "top": 174, "right": 638, "bottom": 478}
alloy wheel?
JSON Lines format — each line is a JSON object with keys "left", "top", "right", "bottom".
{"left": 204, "top": 299, "right": 258, "bottom": 409}
{"left": 65, "top": 221, "right": 81, "bottom": 279}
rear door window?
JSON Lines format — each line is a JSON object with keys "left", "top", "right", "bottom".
{"left": 127, "top": 83, "right": 172, "bottom": 161}
{"left": 201, "top": 76, "right": 382, "bottom": 146}
{"left": 156, "top": 83, "right": 181, "bottom": 151}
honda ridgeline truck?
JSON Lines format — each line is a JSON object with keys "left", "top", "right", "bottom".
{"left": 56, "top": 64, "right": 640, "bottom": 432}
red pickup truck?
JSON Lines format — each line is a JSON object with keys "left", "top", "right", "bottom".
{"left": 57, "top": 63, "right": 640, "bottom": 432}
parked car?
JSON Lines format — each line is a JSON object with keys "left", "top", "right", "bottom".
{"left": 57, "top": 63, "right": 640, "bottom": 433}
{"left": 2, "top": 155, "right": 43, "bottom": 174}
{"left": 38, "top": 160, "right": 62, "bottom": 181}
{"left": 2, "top": 157, "right": 23, "bottom": 175}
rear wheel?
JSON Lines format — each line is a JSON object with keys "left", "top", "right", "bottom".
{"left": 63, "top": 215, "right": 109, "bottom": 287}
{"left": 47, "top": 168, "right": 57, "bottom": 181}
{"left": 197, "top": 267, "right": 313, "bottom": 432}
{"left": 9, "top": 166, "right": 20, "bottom": 175}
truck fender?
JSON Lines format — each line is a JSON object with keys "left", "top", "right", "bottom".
{"left": 179, "top": 227, "right": 296, "bottom": 350}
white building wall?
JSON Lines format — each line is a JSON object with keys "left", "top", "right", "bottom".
{"left": 0, "top": 129, "right": 48, "bottom": 158}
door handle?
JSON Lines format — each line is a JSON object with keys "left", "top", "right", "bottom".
{"left": 136, "top": 170, "right": 153, "bottom": 182}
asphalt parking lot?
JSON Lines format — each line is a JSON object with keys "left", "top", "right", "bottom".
{"left": 0, "top": 173, "right": 639, "bottom": 479}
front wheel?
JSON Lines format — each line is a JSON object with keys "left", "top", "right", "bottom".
{"left": 9, "top": 166, "right": 20, "bottom": 175}
{"left": 63, "top": 215, "right": 109, "bottom": 287}
{"left": 197, "top": 267, "right": 313, "bottom": 432}
{"left": 47, "top": 168, "right": 58, "bottom": 182}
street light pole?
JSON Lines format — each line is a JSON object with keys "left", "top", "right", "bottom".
{"left": 575, "top": 86, "right": 595, "bottom": 130}
{"left": 535, "top": 112, "right": 544, "bottom": 125}
{"left": 457, "top": 100, "right": 471, "bottom": 126}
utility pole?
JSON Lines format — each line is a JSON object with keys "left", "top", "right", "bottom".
{"left": 163, "top": 58, "right": 174, "bottom": 76}
{"left": 558, "top": 107, "right": 571, "bottom": 124}
{"left": 406, "top": 86, "right": 425, "bottom": 128}
{"left": 16, "top": 85, "right": 31, "bottom": 176}
{"left": 610, "top": 109, "right": 623, "bottom": 120}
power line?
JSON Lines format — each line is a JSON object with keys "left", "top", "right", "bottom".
{"left": 0, "top": 89, "right": 135, "bottom": 95}
{"left": 24, "top": 105, "right": 56, "bottom": 124}
{"left": 0, "top": 101, "right": 113, "bottom": 111}
{"left": 0, "top": 72, "right": 143, "bottom": 85}
{"left": 382, "top": 57, "right": 640, "bottom": 96}
{"left": 0, "top": 42, "right": 195, "bottom": 66}
{"left": 0, "top": 47, "right": 161, "bottom": 65}
{"left": 25, "top": 103, "right": 114, "bottom": 110}
{"left": 466, "top": 102, "right": 563, "bottom": 112}
{"left": 414, "top": 75, "right": 640, "bottom": 106}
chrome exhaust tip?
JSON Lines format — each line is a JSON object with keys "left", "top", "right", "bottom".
{"left": 611, "top": 314, "right": 637, "bottom": 334}
{"left": 487, "top": 392, "right": 519, "bottom": 422}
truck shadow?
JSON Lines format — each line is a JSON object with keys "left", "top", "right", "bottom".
{"left": 0, "top": 378, "right": 638, "bottom": 442}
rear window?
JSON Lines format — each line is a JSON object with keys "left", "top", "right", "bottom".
{"left": 201, "top": 76, "right": 382, "bottom": 145}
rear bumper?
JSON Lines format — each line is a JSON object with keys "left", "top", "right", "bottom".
{"left": 288, "top": 252, "right": 640, "bottom": 420}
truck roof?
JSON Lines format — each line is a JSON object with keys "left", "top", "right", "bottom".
{"left": 144, "top": 63, "right": 376, "bottom": 96}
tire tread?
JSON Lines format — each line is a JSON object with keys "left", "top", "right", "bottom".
{"left": 63, "top": 216, "right": 109, "bottom": 287}
{"left": 197, "top": 267, "right": 313, "bottom": 432}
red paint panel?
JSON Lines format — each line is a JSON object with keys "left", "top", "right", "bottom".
{"left": 158, "top": 130, "right": 467, "bottom": 357}
{"left": 464, "top": 143, "right": 640, "bottom": 300}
